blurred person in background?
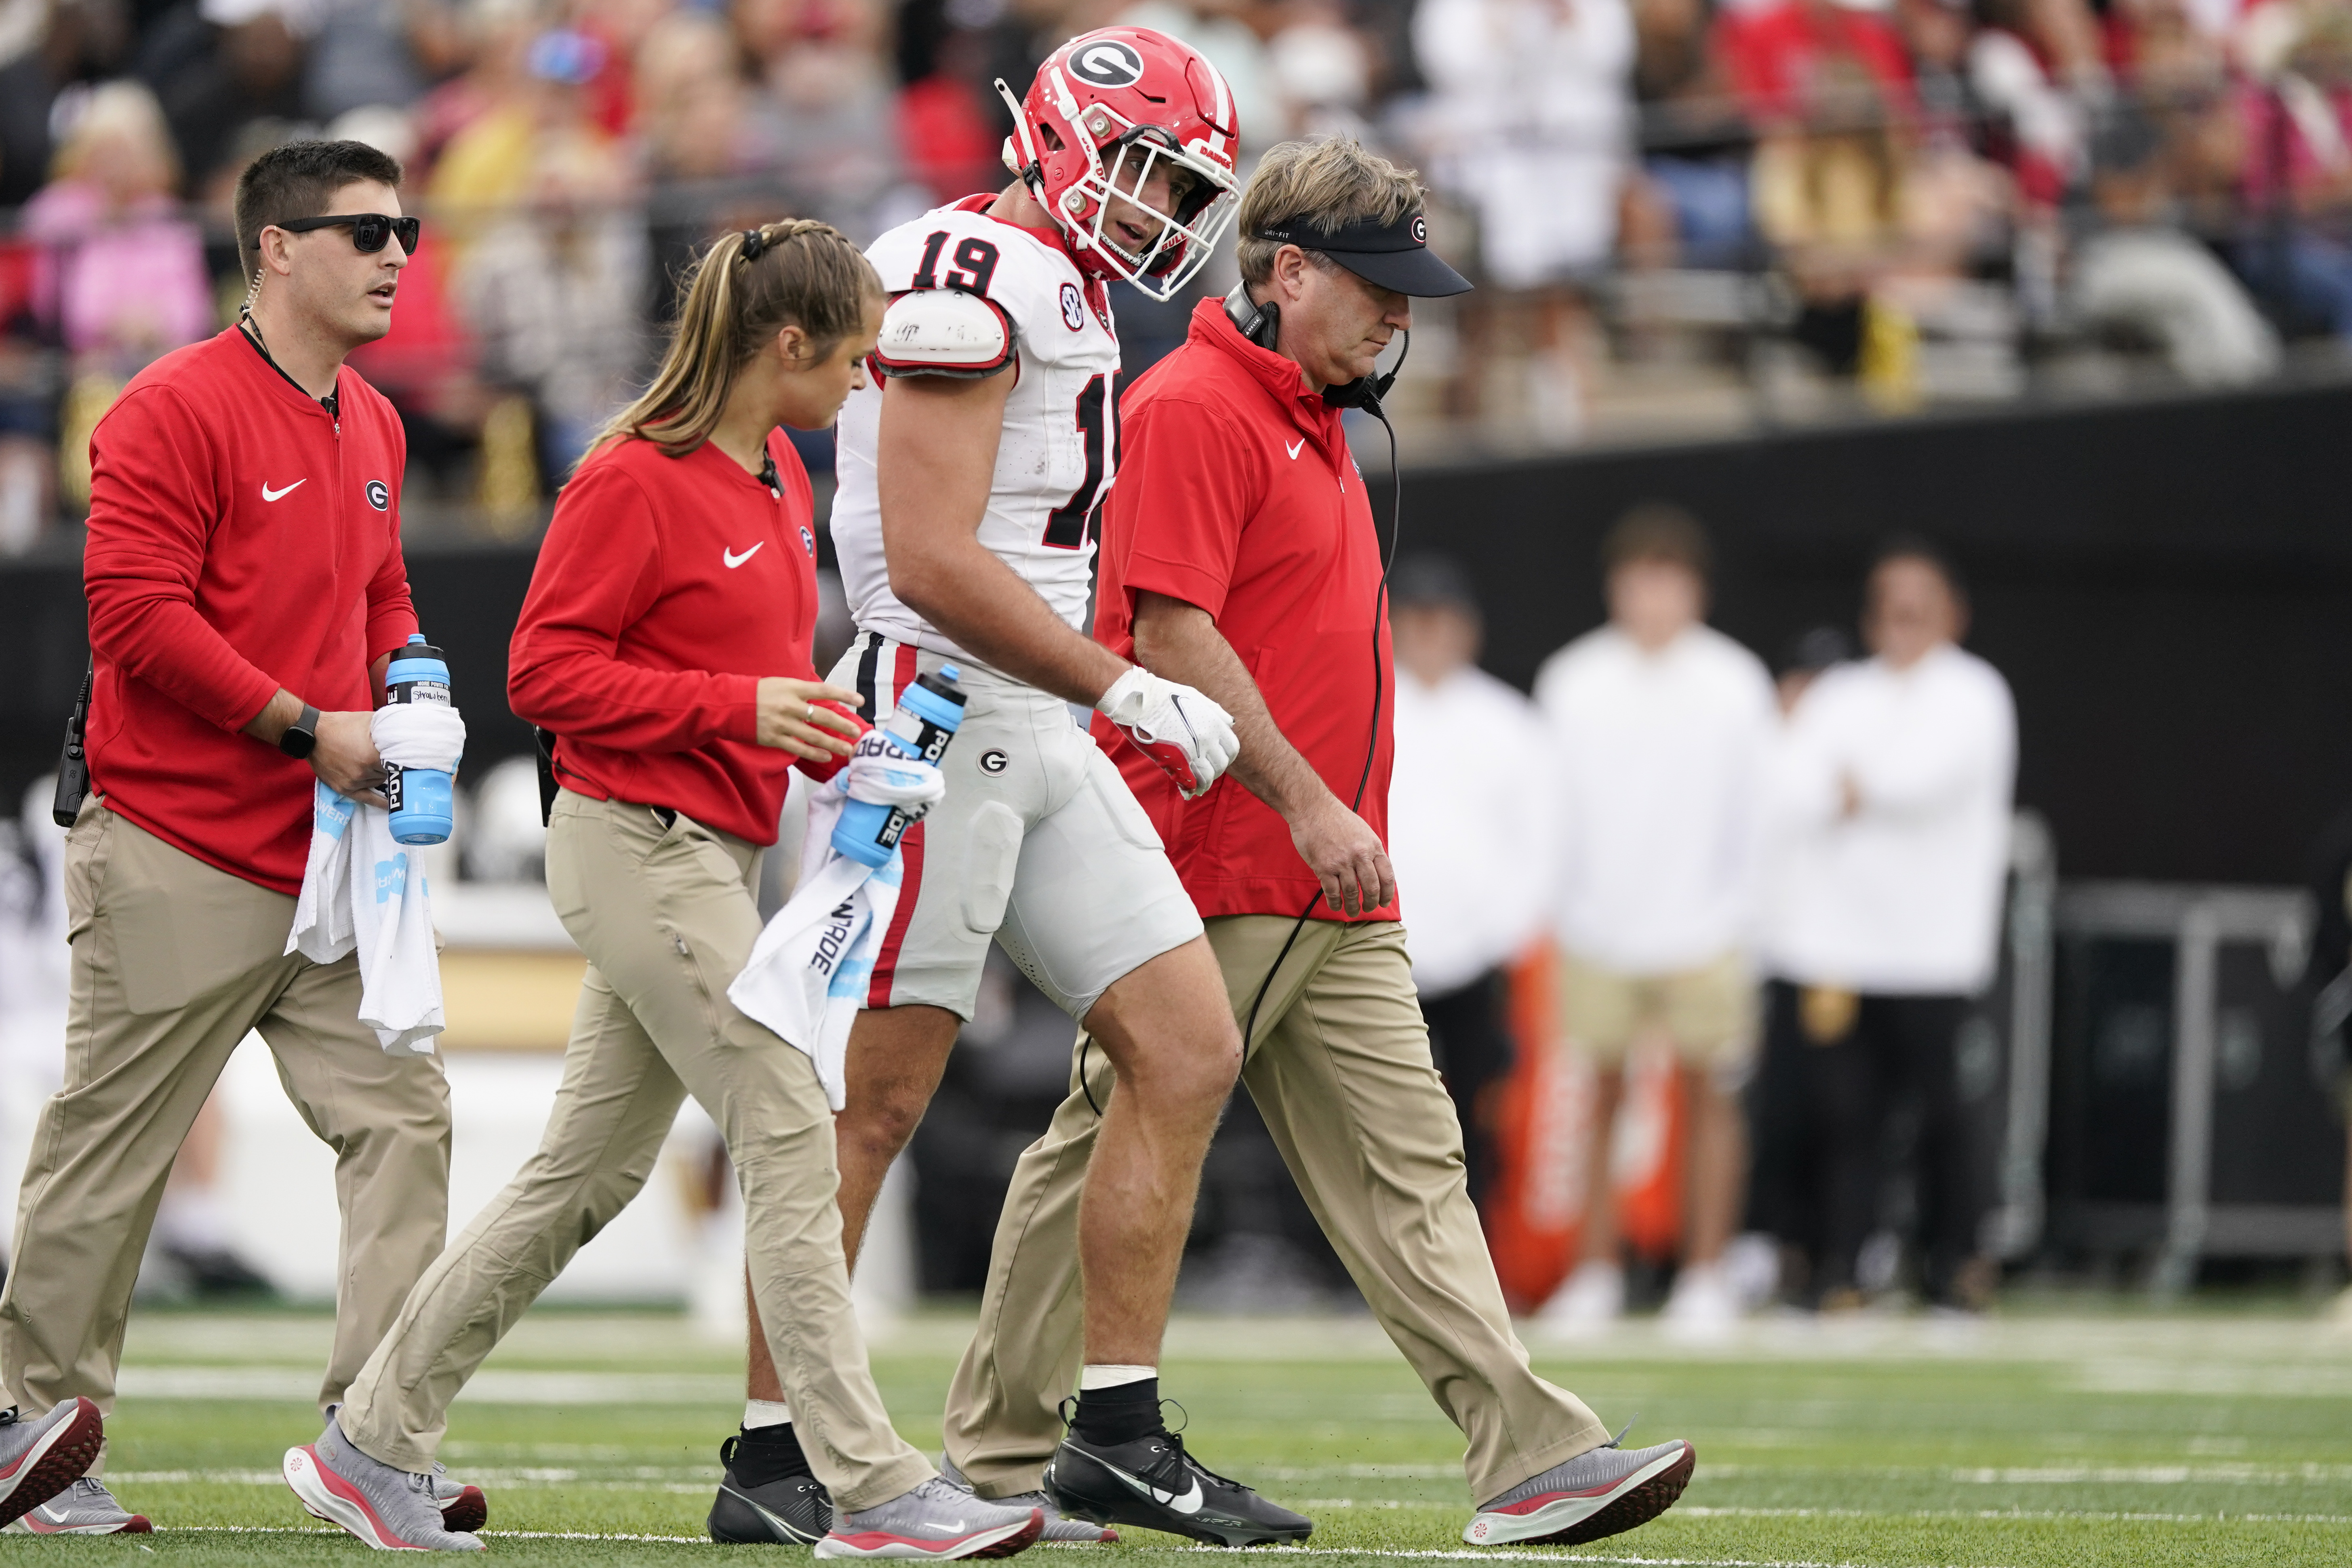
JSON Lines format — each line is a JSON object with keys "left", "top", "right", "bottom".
{"left": 1761, "top": 539, "right": 2014, "bottom": 1313}
{"left": 25, "top": 82, "right": 209, "bottom": 360}
{"left": 132, "top": 0, "right": 311, "bottom": 194}
{"left": 0, "top": 0, "right": 137, "bottom": 210}
{"left": 1717, "top": 0, "right": 1914, "bottom": 375}
{"left": 2236, "top": 0, "right": 2352, "bottom": 340}
{"left": 1534, "top": 505, "right": 1775, "bottom": 1336}
{"left": 458, "top": 131, "right": 651, "bottom": 481}
{"left": 738, "top": 0, "right": 922, "bottom": 240}
{"left": 1386, "top": 555, "right": 1552, "bottom": 1211}
{"left": 1625, "top": 0, "right": 1756, "bottom": 270}
{"left": 1415, "top": 0, "right": 1634, "bottom": 438}
{"left": 2298, "top": 799, "right": 2352, "bottom": 1324}
{"left": 1742, "top": 624, "right": 1851, "bottom": 1305}
{"left": 2071, "top": 99, "right": 2281, "bottom": 385}
{"left": 23, "top": 79, "right": 213, "bottom": 520}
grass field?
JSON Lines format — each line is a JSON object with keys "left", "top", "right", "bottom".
{"left": 6, "top": 1300, "right": 2351, "bottom": 1566}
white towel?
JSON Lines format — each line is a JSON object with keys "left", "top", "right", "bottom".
{"left": 284, "top": 703, "right": 466, "bottom": 1055}
{"left": 729, "top": 776, "right": 901, "bottom": 1109}
{"left": 729, "top": 737, "right": 945, "bottom": 1108}
{"left": 286, "top": 784, "right": 444, "bottom": 1053}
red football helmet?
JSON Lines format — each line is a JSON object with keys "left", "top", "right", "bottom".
{"left": 996, "top": 28, "right": 1241, "bottom": 301}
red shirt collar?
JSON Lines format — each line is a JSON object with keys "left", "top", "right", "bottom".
{"left": 1186, "top": 297, "right": 1344, "bottom": 442}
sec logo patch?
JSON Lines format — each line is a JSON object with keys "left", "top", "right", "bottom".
{"left": 979, "top": 749, "right": 1011, "bottom": 775}
{"left": 365, "top": 479, "right": 390, "bottom": 510}
{"left": 1061, "top": 282, "right": 1085, "bottom": 332}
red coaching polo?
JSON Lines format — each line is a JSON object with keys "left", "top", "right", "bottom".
{"left": 510, "top": 430, "right": 851, "bottom": 846}
{"left": 84, "top": 327, "right": 417, "bottom": 896}
{"left": 1093, "top": 298, "right": 1398, "bottom": 923}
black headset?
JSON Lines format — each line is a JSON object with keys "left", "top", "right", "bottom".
{"left": 1222, "top": 282, "right": 1412, "bottom": 412}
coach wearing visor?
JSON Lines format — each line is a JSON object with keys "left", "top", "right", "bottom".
{"left": 940, "top": 136, "right": 1696, "bottom": 1551}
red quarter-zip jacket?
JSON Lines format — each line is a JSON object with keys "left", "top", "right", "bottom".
{"left": 509, "top": 431, "right": 854, "bottom": 846}
{"left": 84, "top": 326, "right": 417, "bottom": 895}
{"left": 1092, "top": 298, "right": 1398, "bottom": 923}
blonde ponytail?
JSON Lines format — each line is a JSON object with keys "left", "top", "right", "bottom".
{"left": 588, "top": 217, "right": 882, "bottom": 462}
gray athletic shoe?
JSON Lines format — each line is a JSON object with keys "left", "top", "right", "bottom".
{"left": 941, "top": 1456, "right": 1116, "bottom": 1543}
{"left": 7, "top": 1476, "right": 151, "bottom": 1534}
{"left": 1462, "top": 1433, "right": 1695, "bottom": 1546}
{"left": 430, "top": 1461, "right": 487, "bottom": 1533}
{"left": 282, "top": 1414, "right": 484, "bottom": 1551}
{"left": 815, "top": 1473, "right": 1043, "bottom": 1560}
{"left": 0, "top": 1399, "right": 103, "bottom": 1530}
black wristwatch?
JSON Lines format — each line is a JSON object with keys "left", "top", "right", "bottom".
{"left": 278, "top": 703, "right": 322, "bottom": 760}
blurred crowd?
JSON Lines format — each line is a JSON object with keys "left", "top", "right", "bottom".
{"left": 4, "top": 0, "right": 2352, "bottom": 543}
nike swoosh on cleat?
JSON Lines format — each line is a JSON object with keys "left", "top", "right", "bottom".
{"left": 1094, "top": 1457, "right": 1204, "bottom": 1515}
{"left": 261, "top": 480, "right": 305, "bottom": 501}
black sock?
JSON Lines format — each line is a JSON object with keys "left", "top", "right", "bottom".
{"left": 1072, "top": 1378, "right": 1162, "bottom": 1447}
{"left": 732, "top": 1422, "right": 813, "bottom": 1487}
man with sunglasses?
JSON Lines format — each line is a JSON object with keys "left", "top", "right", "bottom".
{"left": 0, "top": 141, "right": 474, "bottom": 1537}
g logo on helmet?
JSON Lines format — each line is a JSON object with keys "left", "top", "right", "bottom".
{"left": 1411, "top": 215, "right": 1427, "bottom": 246}
{"left": 1068, "top": 38, "right": 1145, "bottom": 88}
{"left": 365, "top": 479, "right": 390, "bottom": 510}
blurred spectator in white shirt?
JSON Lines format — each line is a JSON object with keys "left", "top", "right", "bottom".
{"left": 1761, "top": 539, "right": 2015, "bottom": 1311}
{"left": 1533, "top": 506, "right": 1776, "bottom": 1334}
{"left": 1387, "top": 556, "right": 1553, "bottom": 1208}
{"left": 1415, "top": 0, "right": 1635, "bottom": 439}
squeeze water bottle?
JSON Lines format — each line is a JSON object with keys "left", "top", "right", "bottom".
{"left": 831, "top": 665, "right": 967, "bottom": 868}
{"left": 384, "top": 634, "right": 455, "bottom": 846}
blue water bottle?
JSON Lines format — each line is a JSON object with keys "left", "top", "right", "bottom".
{"left": 831, "top": 665, "right": 967, "bottom": 868}
{"left": 384, "top": 634, "right": 455, "bottom": 846}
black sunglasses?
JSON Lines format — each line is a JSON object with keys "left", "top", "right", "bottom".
{"left": 276, "top": 213, "right": 421, "bottom": 255}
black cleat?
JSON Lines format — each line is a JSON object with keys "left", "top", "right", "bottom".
{"left": 1044, "top": 1428, "right": 1310, "bottom": 1547}
{"left": 708, "top": 1435, "right": 834, "bottom": 1544}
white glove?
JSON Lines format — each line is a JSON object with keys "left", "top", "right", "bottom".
{"left": 1096, "top": 667, "right": 1238, "bottom": 799}
{"left": 844, "top": 730, "right": 947, "bottom": 817}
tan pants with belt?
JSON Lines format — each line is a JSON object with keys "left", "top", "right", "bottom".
{"left": 339, "top": 791, "right": 932, "bottom": 1510}
{"left": 943, "top": 915, "right": 1608, "bottom": 1506}
{"left": 0, "top": 802, "right": 452, "bottom": 1455}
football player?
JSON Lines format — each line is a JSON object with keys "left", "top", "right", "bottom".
{"left": 705, "top": 27, "right": 1311, "bottom": 1553}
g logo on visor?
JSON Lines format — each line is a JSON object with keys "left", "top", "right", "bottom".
{"left": 1411, "top": 215, "right": 1427, "bottom": 245}
{"left": 1068, "top": 39, "right": 1145, "bottom": 87}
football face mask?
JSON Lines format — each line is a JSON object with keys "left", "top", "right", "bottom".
{"left": 999, "top": 29, "right": 1242, "bottom": 302}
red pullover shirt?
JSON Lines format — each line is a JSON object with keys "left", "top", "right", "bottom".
{"left": 510, "top": 431, "right": 851, "bottom": 846}
{"left": 84, "top": 327, "right": 417, "bottom": 895}
{"left": 1093, "top": 299, "right": 1398, "bottom": 923}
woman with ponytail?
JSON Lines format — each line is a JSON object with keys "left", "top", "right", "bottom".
{"left": 281, "top": 221, "right": 1047, "bottom": 1560}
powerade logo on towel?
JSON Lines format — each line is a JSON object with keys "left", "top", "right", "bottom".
{"left": 373, "top": 853, "right": 410, "bottom": 904}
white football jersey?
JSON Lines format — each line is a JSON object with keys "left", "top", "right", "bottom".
{"left": 832, "top": 197, "right": 1122, "bottom": 665}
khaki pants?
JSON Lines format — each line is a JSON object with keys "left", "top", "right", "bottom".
{"left": 0, "top": 803, "right": 452, "bottom": 1452}
{"left": 339, "top": 792, "right": 931, "bottom": 1510}
{"left": 943, "top": 916, "right": 1608, "bottom": 1505}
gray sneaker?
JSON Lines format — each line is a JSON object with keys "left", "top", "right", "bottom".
{"left": 1462, "top": 1433, "right": 1695, "bottom": 1546}
{"left": 282, "top": 1414, "right": 484, "bottom": 1551}
{"left": 941, "top": 1456, "right": 1115, "bottom": 1543}
{"left": 7, "top": 1476, "right": 151, "bottom": 1534}
{"left": 815, "top": 1473, "right": 1043, "bottom": 1560}
{"left": 0, "top": 1398, "right": 102, "bottom": 1529}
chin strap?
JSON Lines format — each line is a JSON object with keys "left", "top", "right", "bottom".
{"left": 995, "top": 78, "right": 1045, "bottom": 196}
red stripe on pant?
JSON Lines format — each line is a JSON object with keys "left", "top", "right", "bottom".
{"left": 867, "top": 642, "right": 924, "bottom": 1008}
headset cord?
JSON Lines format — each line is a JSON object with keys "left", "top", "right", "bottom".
{"left": 1233, "top": 399, "right": 1404, "bottom": 1068}
{"left": 1081, "top": 400, "right": 1404, "bottom": 1118}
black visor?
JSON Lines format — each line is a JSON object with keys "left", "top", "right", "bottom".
{"left": 1251, "top": 209, "right": 1470, "bottom": 297}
